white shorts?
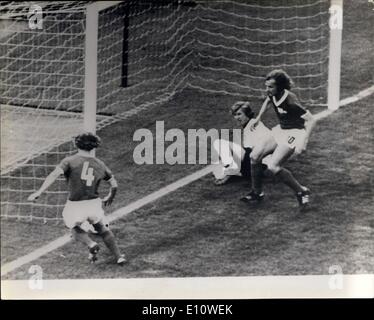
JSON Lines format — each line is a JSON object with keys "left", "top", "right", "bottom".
{"left": 271, "top": 125, "right": 307, "bottom": 152}
{"left": 62, "top": 198, "right": 104, "bottom": 229}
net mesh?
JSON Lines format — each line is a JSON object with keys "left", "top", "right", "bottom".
{"left": 0, "top": 0, "right": 330, "bottom": 222}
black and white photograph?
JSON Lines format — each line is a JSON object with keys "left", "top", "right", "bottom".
{"left": 1, "top": 0, "right": 373, "bottom": 300}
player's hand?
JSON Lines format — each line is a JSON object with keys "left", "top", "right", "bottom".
{"left": 248, "top": 118, "right": 259, "bottom": 131}
{"left": 28, "top": 191, "right": 41, "bottom": 202}
{"left": 103, "top": 188, "right": 117, "bottom": 207}
{"left": 295, "top": 138, "right": 309, "bottom": 155}
{"left": 103, "top": 196, "right": 114, "bottom": 206}
{"left": 295, "top": 144, "right": 304, "bottom": 155}
{"left": 301, "top": 110, "right": 315, "bottom": 122}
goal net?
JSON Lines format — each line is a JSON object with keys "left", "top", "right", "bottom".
{"left": 0, "top": 0, "right": 331, "bottom": 223}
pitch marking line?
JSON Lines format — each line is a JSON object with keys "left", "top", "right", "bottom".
{"left": 339, "top": 85, "right": 374, "bottom": 107}
{"left": 2, "top": 85, "right": 374, "bottom": 277}
{"left": 314, "top": 85, "right": 374, "bottom": 121}
{"left": 1, "top": 165, "right": 214, "bottom": 276}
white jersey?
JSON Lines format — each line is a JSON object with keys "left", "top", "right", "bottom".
{"left": 242, "top": 121, "right": 272, "bottom": 149}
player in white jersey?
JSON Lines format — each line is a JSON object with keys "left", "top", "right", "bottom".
{"left": 212, "top": 101, "right": 275, "bottom": 185}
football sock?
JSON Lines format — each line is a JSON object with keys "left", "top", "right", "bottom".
{"left": 240, "top": 148, "right": 252, "bottom": 178}
{"left": 71, "top": 226, "right": 96, "bottom": 248}
{"left": 276, "top": 168, "right": 304, "bottom": 193}
{"left": 251, "top": 162, "right": 263, "bottom": 194}
{"left": 101, "top": 230, "right": 122, "bottom": 260}
{"left": 261, "top": 163, "right": 268, "bottom": 172}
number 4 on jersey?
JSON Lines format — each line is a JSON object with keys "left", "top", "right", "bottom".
{"left": 81, "top": 161, "right": 95, "bottom": 186}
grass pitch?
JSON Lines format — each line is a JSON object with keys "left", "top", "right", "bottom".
{"left": 2, "top": 90, "right": 373, "bottom": 279}
{"left": 1, "top": 0, "right": 373, "bottom": 279}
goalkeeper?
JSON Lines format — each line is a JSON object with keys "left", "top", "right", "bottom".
{"left": 28, "top": 133, "right": 126, "bottom": 265}
{"left": 212, "top": 101, "right": 275, "bottom": 185}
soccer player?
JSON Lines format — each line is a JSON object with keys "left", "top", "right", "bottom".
{"left": 241, "top": 69, "right": 316, "bottom": 211}
{"left": 28, "top": 132, "right": 126, "bottom": 265}
{"left": 212, "top": 101, "right": 275, "bottom": 185}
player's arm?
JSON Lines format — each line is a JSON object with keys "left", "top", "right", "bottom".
{"left": 300, "top": 110, "right": 317, "bottom": 151}
{"left": 288, "top": 93, "right": 316, "bottom": 140}
{"left": 103, "top": 176, "right": 118, "bottom": 207}
{"left": 286, "top": 93, "right": 316, "bottom": 153}
{"left": 303, "top": 110, "right": 317, "bottom": 141}
{"left": 285, "top": 93, "right": 308, "bottom": 116}
{"left": 249, "top": 97, "right": 271, "bottom": 130}
{"left": 27, "top": 167, "right": 64, "bottom": 201}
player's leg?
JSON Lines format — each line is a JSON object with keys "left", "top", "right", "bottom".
{"left": 267, "top": 143, "right": 303, "bottom": 192}
{"left": 268, "top": 126, "right": 309, "bottom": 191}
{"left": 213, "top": 139, "right": 243, "bottom": 172}
{"left": 92, "top": 220, "right": 126, "bottom": 264}
{"left": 230, "top": 140, "right": 245, "bottom": 173}
{"left": 213, "top": 139, "right": 244, "bottom": 185}
{"left": 239, "top": 147, "right": 252, "bottom": 179}
{"left": 241, "top": 137, "right": 276, "bottom": 203}
{"left": 71, "top": 226, "right": 97, "bottom": 247}
{"left": 251, "top": 143, "right": 276, "bottom": 192}
{"left": 62, "top": 200, "right": 100, "bottom": 262}
{"left": 267, "top": 144, "right": 310, "bottom": 209}
{"left": 71, "top": 226, "right": 100, "bottom": 262}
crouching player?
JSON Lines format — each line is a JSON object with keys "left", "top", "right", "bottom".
{"left": 28, "top": 133, "right": 126, "bottom": 265}
{"left": 242, "top": 69, "right": 316, "bottom": 211}
{"left": 212, "top": 101, "right": 275, "bottom": 185}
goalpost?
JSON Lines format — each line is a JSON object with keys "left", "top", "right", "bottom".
{"left": 1, "top": 1, "right": 127, "bottom": 222}
{"left": 0, "top": 0, "right": 342, "bottom": 223}
{"left": 327, "top": 0, "right": 343, "bottom": 111}
{"left": 83, "top": 1, "right": 125, "bottom": 133}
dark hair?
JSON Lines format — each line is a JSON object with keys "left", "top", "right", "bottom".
{"left": 74, "top": 132, "right": 101, "bottom": 151}
{"left": 265, "top": 69, "right": 293, "bottom": 91}
{"left": 230, "top": 101, "right": 255, "bottom": 119}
